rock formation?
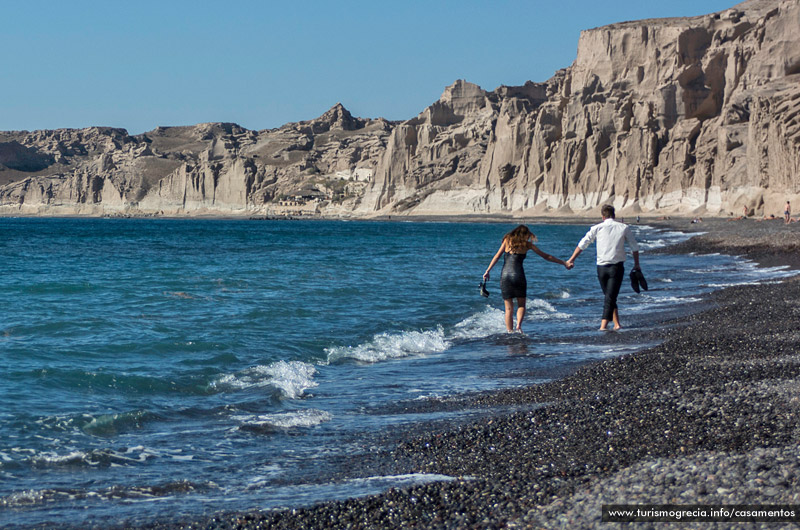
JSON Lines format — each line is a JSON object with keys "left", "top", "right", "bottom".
{"left": 1, "top": 0, "right": 798, "bottom": 217}
{"left": 0, "top": 107, "right": 391, "bottom": 216}
{"left": 360, "top": 0, "right": 800, "bottom": 217}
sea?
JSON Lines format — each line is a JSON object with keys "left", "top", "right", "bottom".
{"left": 1, "top": 218, "right": 796, "bottom": 529}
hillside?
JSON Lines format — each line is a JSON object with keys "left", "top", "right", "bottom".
{"left": 1, "top": 0, "right": 797, "bottom": 218}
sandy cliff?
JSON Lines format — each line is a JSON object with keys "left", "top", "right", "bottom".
{"left": 0, "top": 0, "right": 797, "bottom": 217}
{"left": 360, "top": 0, "right": 800, "bottom": 217}
{"left": 0, "top": 109, "right": 391, "bottom": 216}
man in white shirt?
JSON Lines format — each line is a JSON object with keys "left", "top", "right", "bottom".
{"left": 566, "top": 205, "right": 641, "bottom": 331}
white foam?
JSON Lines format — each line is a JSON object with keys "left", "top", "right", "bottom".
{"left": 452, "top": 306, "right": 507, "bottom": 339}
{"left": 233, "top": 409, "right": 332, "bottom": 430}
{"left": 0, "top": 480, "right": 211, "bottom": 508}
{"left": 212, "top": 360, "right": 318, "bottom": 399}
{"left": 628, "top": 294, "right": 703, "bottom": 312}
{"left": 451, "top": 299, "right": 569, "bottom": 341}
{"left": 0, "top": 489, "right": 68, "bottom": 507}
{"left": 638, "top": 239, "right": 670, "bottom": 250}
{"left": 655, "top": 295, "right": 703, "bottom": 303}
{"left": 635, "top": 229, "right": 692, "bottom": 250}
{"left": 24, "top": 446, "right": 158, "bottom": 468}
{"left": 706, "top": 282, "right": 754, "bottom": 288}
{"left": 349, "top": 473, "right": 458, "bottom": 486}
{"left": 31, "top": 451, "right": 89, "bottom": 466}
{"left": 525, "top": 298, "right": 571, "bottom": 320}
{"left": 326, "top": 297, "right": 573, "bottom": 364}
{"left": 325, "top": 326, "right": 449, "bottom": 363}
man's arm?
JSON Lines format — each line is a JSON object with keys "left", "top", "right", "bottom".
{"left": 625, "top": 226, "right": 641, "bottom": 269}
{"left": 566, "top": 246, "right": 582, "bottom": 267}
{"left": 568, "top": 225, "right": 597, "bottom": 266}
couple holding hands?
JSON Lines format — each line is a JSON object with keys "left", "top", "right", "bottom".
{"left": 483, "top": 205, "right": 642, "bottom": 333}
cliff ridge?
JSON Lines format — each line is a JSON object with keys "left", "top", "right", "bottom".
{"left": 2, "top": 0, "right": 797, "bottom": 218}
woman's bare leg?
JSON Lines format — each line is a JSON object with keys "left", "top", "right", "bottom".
{"left": 504, "top": 299, "right": 514, "bottom": 332}
{"left": 515, "top": 297, "right": 526, "bottom": 332}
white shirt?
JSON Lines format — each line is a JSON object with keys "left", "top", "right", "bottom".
{"left": 578, "top": 218, "right": 640, "bottom": 265}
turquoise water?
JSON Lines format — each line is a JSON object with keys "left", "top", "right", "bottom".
{"left": 1, "top": 218, "right": 795, "bottom": 528}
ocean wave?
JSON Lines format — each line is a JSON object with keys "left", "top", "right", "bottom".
{"left": 327, "top": 298, "right": 572, "bottom": 363}
{"left": 636, "top": 229, "right": 693, "bottom": 250}
{"left": 325, "top": 326, "right": 449, "bottom": 364}
{"left": 741, "top": 264, "right": 798, "bottom": 278}
{"left": 0, "top": 479, "right": 212, "bottom": 508}
{"left": 716, "top": 262, "right": 800, "bottom": 285}
{"left": 243, "top": 472, "right": 461, "bottom": 501}
{"left": 21, "top": 368, "right": 213, "bottom": 397}
{"left": 34, "top": 409, "right": 159, "bottom": 437}
{"left": 0, "top": 445, "right": 161, "bottom": 471}
{"left": 525, "top": 298, "right": 571, "bottom": 320}
{"left": 234, "top": 409, "right": 333, "bottom": 433}
{"left": 627, "top": 294, "right": 703, "bottom": 310}
{"left": 453, "top": 299, "right": 569, "bottom": 339}
{"left": 541, "top": 289, "right": 571, "bottom": 300}
{"left": 451, "top": 307, "right": 507, "bottom": 339}
{"left": 345, "top": 473, "right": 459, "bottom": 488}
{"left": 210, "top": 360, "right": 318, "bottom": 399}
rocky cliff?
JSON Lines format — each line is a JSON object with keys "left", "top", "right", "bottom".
{"left": 1, "top": 0, "right": 798, "bottom": 217}
{"left": 360, "top": 0, "right": 800, "bottom": 217}
{"left": 0, "top": 106, "right": 391, "bottom": 216}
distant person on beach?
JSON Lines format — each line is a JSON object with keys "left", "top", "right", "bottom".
{"left": 728, "top": 206, "right": 749, "bottom": 222}
{"left": 483, "top": 225, "right": 571, "bottom": 333}
{"left": 566, "top": 205, "right": 641, "bottom": 331}
{"left": 785, "top": 201, "right": 791, "bottom": 224}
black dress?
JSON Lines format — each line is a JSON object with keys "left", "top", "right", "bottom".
{"left": 500, "top": 252, "right": 527, "bottom": 300}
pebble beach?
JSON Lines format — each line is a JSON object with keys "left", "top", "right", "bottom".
{"left": 130, "top": 216, "right": 800, "bottom": 530}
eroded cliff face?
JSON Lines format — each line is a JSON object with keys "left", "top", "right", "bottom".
{"left": 0, "top": 106, "right": 391, "bottom": 216}
{"left": 360, "top": 0, "right": 800, "bottom": 217}
{"left": 1, "top": 0, "right": 798, "bottom": 217}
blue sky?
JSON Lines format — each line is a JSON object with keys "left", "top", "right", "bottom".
{"left": 3, "top": 0, "right": 739, "bottom": 134}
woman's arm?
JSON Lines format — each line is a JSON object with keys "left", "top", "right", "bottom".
{"left": 530, "top": 243, "right": 569, "bottom": 268}
{"left": 483, "top": 240, "right": 506, "bottom": 280}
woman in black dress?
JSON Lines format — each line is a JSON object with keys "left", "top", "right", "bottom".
{"left": 483, "top": 225, "right": 571, "bottom": 332}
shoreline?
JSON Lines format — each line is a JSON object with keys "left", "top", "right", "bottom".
{"left": 0, "top": 210, "right": 723, "bottom": 225}
{"left": 118, "top": 219, "right": 800, "bottom": 529}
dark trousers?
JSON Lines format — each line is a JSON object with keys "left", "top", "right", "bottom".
{"left": 597, "top": 262, "right": 624, "bottom": 321}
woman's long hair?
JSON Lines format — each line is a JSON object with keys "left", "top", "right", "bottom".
{"left": 503, "top": 225, "right": 536, "bottom": 253}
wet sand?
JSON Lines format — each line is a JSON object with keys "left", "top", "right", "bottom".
{"left": 134, "top": 217, "right": 800, "bottom": 530}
